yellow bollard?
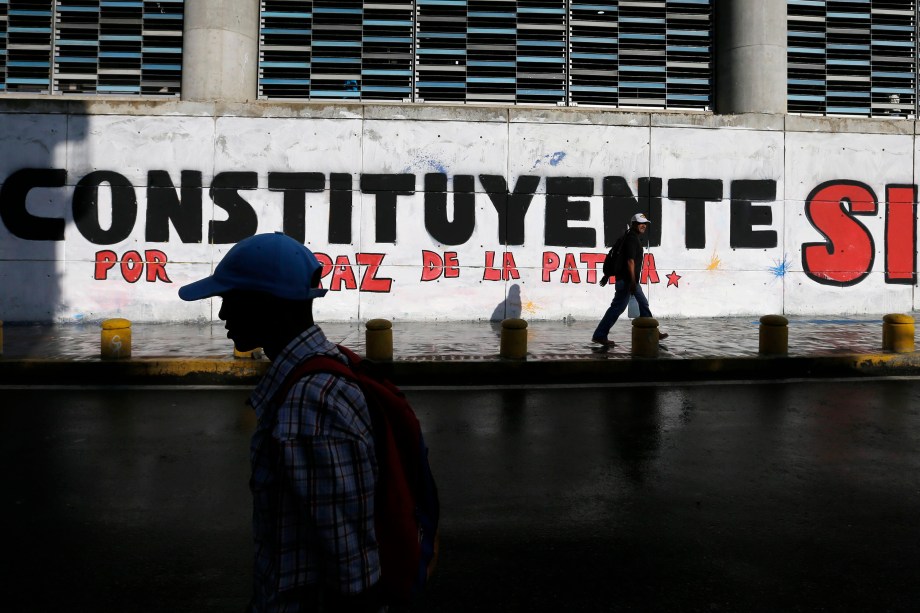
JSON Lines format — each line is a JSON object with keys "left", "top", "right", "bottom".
{"left": 631, "top": 317, "right": 660, "bottom": 358}
{"left": 101, "top": 318, "right": 132, "bottom": 359}
{"left": 366, "top": 318, "right": 394, "bottom": 361}
{"left": 500, "top": 318, "right": 528, "bottom": 360}
{"left": 759, "top": 315, "right": 789, "bottom": 356}
{"left": 883, "top": 313, "right": 915, "bottom": 353}
{"left": 234, "top": 347, "right": 263, "bottom": 359}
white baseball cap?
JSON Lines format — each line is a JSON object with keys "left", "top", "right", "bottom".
{"left": 179, "top": 232, "right": 328, "bottom": 301}
{"left": 631, "top": 213, "right": 651, "bottom": 225}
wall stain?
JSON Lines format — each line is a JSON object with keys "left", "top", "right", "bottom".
{"left": 402, "top": 155, "right": 449, "bottom": 174}
{"left": 531, "top": 151, "right": 567, "bottom": 169}
{"left": 522, "top": 300, "right": 541, "bottom": 315}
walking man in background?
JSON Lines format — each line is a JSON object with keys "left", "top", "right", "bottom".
{"left": 179, "top": 232, "right": 383, "bottom": 613}
{"left": 592, "top": 213, "right": 668, "bottom": 348}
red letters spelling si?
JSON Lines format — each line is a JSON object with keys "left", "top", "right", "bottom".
{"left": 886, "top": 185, "right": 918, "bottom": 284}
{"left": 802, "top": 181, "right": 877, "bottom": 286}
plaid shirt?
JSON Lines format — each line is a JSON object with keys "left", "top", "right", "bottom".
{"left": 248, "top": 326, "right": 380, "bottom": 611}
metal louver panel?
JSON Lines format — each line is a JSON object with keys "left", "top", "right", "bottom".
{"left": 618, "top": 0, "right": 668, "bottom": 108}
{"left": 0, "top": 2, "right": 5, "bottom": 92}
{"left": 415, "top": 0, "right": 466, "bottom": 102}
{"left": 3, "top": 1, "right": 53, "bottom": 93}
{"left": 362, "top": 1, "right": 413, "bottom": 100}
{"left": 788, "top": 0, "right": 916, "bottom": 118}
{"left": 516, "top": 1, "right": 567, "bottom": 105}
{"left": 260, "top": 0, "right": 416, "bottom": 100}
{"left": 260, "top": 0, "right": 712, "bottom": 110}
{"left": 0, "top": 0, "right": 184, "bottom": 96}
{"left": 259, "top": 0, "right": 313, "bottom": 98}
{"left": 139, "top": 0, "right": 184, "bottom": 95}
{"left": 568, "top": 1, "right": 619, "bottom": 105}
{"left": 664, "top": 0, "right": 711, "bottom": 109}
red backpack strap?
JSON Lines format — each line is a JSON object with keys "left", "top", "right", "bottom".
{"left": 271, "top": 352, "right": 357, "bottom": 408}
{"left": 335, "top": 344, "right": 362, "bottom": 365}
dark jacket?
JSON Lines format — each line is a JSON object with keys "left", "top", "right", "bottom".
{"left": 615, "top": 230, "right": 643, "bottom": 282}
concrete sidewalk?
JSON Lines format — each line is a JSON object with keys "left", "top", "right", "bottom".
{"left": 2, "top": 315, "right": 919, "bottom": 385}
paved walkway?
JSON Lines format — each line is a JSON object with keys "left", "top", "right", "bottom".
{"left": 3, "top": 315, "right": 918, "bottom": 386}
{"left": 0, "top": 314, "right": 896, "bottom": 361}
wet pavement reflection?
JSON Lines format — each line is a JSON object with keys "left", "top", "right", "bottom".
{"left": 4, "top": 380, "right": 919, "bottom": 612}
{"left": 1, "top": 315, "right": 885, "bottom": 361}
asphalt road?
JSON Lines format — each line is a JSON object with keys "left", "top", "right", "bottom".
{"left": 3, "top": 380, "right": 920, "bottom": 612}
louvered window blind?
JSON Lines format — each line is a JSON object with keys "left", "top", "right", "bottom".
{"left": 0, "top": 0, "right": 184, "bottom": 95}
{"left": 788, "top": 0, "right": 916, "bottom": 118}
{"left": 260, "top": 0, "right": 714, "bottom": 110}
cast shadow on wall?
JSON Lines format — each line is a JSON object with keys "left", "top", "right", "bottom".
{"left": 0, "top": 103, "right": 87, "bottom": 325}
{"left": 490, "top": 283, "right": 523, "bottom": 323}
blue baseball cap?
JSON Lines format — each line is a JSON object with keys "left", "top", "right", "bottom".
{"left": 179, "top": 232, "right": 328, "bottom": 301}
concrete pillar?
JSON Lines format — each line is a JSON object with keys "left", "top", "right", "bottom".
{"left": 181, "top": 0, "right": 259, "bottom": 102}
{"left": 715, "top": 0, "right": 787, "bottom": 114}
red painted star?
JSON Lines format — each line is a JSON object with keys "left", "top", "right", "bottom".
{"left": 666, "top": 271, "right": 682, "bottom": 288}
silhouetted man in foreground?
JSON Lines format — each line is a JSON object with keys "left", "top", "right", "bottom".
{"left": 180, "top": 232, "right": 382, "bottom": 613}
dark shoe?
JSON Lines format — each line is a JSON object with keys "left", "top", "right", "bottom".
{"left": 658, "top": 332, "right": 669, "bottom": 340}
{"left": 592, "top": 337, "right": 614, "bottom": 347}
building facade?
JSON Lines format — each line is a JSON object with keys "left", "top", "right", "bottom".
{"left": 0, "top": 1, "right": 918, "bottom": 323}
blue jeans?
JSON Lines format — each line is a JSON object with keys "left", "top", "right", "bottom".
{"left": 592, "top": 279, "right": 652, "bottom": 340}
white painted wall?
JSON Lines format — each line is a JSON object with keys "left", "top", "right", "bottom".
{"left": 0, "top": 102, "right": 916, "bottom": 323}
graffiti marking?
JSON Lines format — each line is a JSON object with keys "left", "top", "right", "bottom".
{"left": 707, "top": 252, "right": 722, "bottom": 271}
{"left": 769, "top": 254, "right": 792, "bottom": 279}
{"left": 531, "top": 151, "right": 567, "bottom": 169}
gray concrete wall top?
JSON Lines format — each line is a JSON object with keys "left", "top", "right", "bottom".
{"left": 1, "top": 98, "right": 917, "bottom": 137}
{"left": 784, "top": 113, "right": 916, "bottom": 136}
